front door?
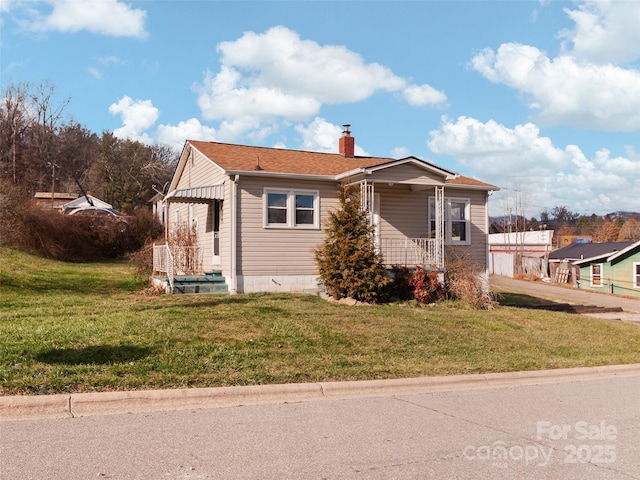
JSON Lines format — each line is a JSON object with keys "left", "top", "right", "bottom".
{"left": 212, "top": 200, "right": 221, "bottom": 266}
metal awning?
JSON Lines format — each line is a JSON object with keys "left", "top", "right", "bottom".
{"left": 165, "top": 185, "right": 224, "bottom": 203}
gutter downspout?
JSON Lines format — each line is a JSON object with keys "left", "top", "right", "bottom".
{"left": 229, "top": 174, "right": 239, "bottom": 294}
{"left": 484, "top": 192, "right": 490, "bottom": 289}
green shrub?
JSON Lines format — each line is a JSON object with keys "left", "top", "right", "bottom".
{"left": 315, "top": 184, "right": 390, "bottom": 303}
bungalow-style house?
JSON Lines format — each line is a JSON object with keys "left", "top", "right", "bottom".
{"left": 153, "top": 127, "right": 498, "bottom": 294}
{"left": 549, "top": 242, "right": 633, "bottom": 286}
{"left": 573, "top": 240, "right": 640, "bottom": 298}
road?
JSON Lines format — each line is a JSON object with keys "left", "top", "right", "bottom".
{"left": 2, "top": 370, "right": 640, "bottom": 479}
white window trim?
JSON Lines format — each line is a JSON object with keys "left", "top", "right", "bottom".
{"left": 633, "top": 262, "right": 640, "bottom": 289}
{"left": 590, "top": 263, "right": 604, "bottom": 287}
{"left": 428, "top": 196, "right": 471, "bottom": 246}
{"left": 263, "top": 188, "right": 320, "bottom": 229}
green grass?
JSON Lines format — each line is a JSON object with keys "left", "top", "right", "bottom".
{"left": 2, "top": 247, "right": 640, "bottom": 395}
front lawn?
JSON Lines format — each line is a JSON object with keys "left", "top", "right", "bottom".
{"left": 2, "top": 247, "right": 640, "bottom": 395}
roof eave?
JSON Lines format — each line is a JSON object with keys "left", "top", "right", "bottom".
{"left": 445, "top": 183, "right": 500, "bottom": 192}
{"left": 224, "top": 170, "right": 337, "bottom": 181}
{"left": 606, "top": 240, "right": 640, "bottom": 262}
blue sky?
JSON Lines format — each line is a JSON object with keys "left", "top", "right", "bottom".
{"left": 1, "top": 0, "right": 639, "bottom": 217}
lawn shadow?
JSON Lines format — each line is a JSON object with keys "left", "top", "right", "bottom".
{"left": 36, "top": 344, "right": 153, "bottom": 365}
{"left": 495, "top": 291, "right": 562, "bottom": 306}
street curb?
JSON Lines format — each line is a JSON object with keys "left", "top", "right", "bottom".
{"left": 2, "top": 364, "right": 640, "bottom": 421}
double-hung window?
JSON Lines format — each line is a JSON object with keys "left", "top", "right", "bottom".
{"left": 428, "top": 197, "right": 470, "bottom": 245}
{"left": 590, "top": 263, "right": 603, "bottom": 287}
{"left": 265, "top": 188, "right": 319, "bottom": 229}
{"left": 633, "top": 262, "right": 640, "bottom": 289}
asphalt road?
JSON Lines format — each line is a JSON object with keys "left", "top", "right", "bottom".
{"left": 2, "top": 370, "right": 639, "bottom": 480}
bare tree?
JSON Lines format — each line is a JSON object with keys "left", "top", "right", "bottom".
{"left": 0, "top": 83, "right": 32, "bottom": 184}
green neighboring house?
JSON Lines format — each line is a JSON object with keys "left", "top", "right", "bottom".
{"left": 574, "top": 240, "right": 640, "bottom": 298}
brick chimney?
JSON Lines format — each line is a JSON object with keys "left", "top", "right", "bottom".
{"left": 339, "top": 124, "right": 355, "bottom": 157}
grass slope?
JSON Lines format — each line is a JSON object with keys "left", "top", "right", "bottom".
{"left": 2, "top": 247, "right": 640, "bottom": 395}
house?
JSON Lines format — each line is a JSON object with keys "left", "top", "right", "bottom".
{"left": 488, "top": 230, "right": 554, "bottom": 278}
{"left": 153, "top": 127, "right": 498, "bottom": 294}
{"left": 573, "top": 240, "right": 640, "bottom": 298}
{"left": 548, "top": 242, "right": 633, "bottom": 286}
{"left": 555, "top": 235, "right": 592, "bottom": 249}
{"left": 34, "top": 192, "right": 78, "bottom": 211}
{"left": 149, "top": 191, "right": 166, "bottom": 224}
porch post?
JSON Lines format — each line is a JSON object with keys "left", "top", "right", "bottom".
{"left": 359, "top": 180, "right": 375, "bottom": 225}
{"left": 435, "top": 185, "right": 445, "bottom": 270}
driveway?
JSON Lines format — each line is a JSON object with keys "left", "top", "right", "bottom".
{"left": 490, "top": 275, "right": 640, "bottom": 321}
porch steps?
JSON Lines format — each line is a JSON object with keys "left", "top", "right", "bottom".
{"left": 173, "top": 270, "right": 228, "bottom": 295}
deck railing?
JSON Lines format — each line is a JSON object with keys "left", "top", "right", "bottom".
{"left": 379, "top": 238, "right": 443, "bottom": 269}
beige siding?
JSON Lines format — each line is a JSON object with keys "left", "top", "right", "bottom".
{"left": 368, "top": 163, "right": 445, "bottom": 185}
{"left": 236, "top": 176, "right": 339, "bottom": 276}
{"left": 175, "top": 148, "right": 226, "bottom": 190}
{"left": 377, "top": 184, "right": 429, "bottom": 239}
{"left": 447, "top": 189, "right": 489, "bottom": 268}
{"left": 170, "top": 147, "right": 231, "bottom": 274}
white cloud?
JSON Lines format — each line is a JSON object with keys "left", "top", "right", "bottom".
{"left": 471, "top": 43, "right": 640, "bottom": 131}
{"left": 108, "top": 96, "right": 159, "bottom": 144}
{"left": 559, "top": 0, "right": 640, "bottom": 64}
{"left": 470, "top": 1, "right": 640, "bottom": 132}
{"left": 195, "top": 26, "right": 445, "bottom": 139}
{"left": 156, "top": 119, "right": 217, "bottom": 151}
{"left": 391, "top": 147, "right": 411, "bottom": 159}
{"left": 98, "top": 55, "right": 126, "bottom": 66}
{"left": 11, "top": 0, "right": 148, "bottom": 38}
{"left": 88, "top": 67, "right": 101, "bottom": 80}
{"left": 402, "top": 84, "right": 447, "bottom": 107}
{"left": 295, "top": 117, "right": 369, "bottom": 156}
{"left": 428, "top": 116, "right": 640, "bottom": 216}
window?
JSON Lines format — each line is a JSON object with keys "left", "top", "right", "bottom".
{"left": 591, "top": 263, "right": 603, "bottom": 287}
{"left": 428, "top": 197, "right": 470, "bottom": 245}
{"left": 634, "top": 263, "right": 640, "bottom": 289}
{"left": 264, "top": 189, "right": 319, "bottom": 229}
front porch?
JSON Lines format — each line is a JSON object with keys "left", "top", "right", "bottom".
{"left": 152, "top": 244, "right": 228, "bottom": 294}
{"left": 379, "top": 237, "right": 443, "bottom": 270}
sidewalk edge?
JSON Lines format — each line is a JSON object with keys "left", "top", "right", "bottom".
{"left": 2, "top": 363, "right": 639, "bottom": 421}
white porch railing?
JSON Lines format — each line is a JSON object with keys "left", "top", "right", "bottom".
{"left": 153, "top": 244, "right": 174, "bottom": 293}
{"left": 379, "top": 238, "right": 443, "bottom": 270}
{"left": 153, "top": 245, "right": 204, "bottom": 292}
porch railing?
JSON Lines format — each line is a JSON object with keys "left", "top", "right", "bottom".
{"left": 379, "top": 238, "right": 443, "bottom": 270}
{"left": 153, "top": 244, "right": 204, "bottom": 292}
{"left": 153, "top": 244, "right": 174, "bottom": 293}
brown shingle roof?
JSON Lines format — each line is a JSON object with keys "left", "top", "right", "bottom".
{"left": 188, "top": 140, "right": 497, "bottom": 189}
{"left": 189, "top": 140, "right": 387, "bottom": 176}
{"left": 445, "top": 175, "right": 496, "bottom": 189}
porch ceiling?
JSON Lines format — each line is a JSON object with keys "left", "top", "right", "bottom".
{"left": 165, "top": 185, "right": 224, "bottom": 203}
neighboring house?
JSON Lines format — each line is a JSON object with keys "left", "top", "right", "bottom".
{"left": 149, "top": 191, "right": 166, "bottom": 224}
{"left": 549, "top": 242, "right": 633, "bottom": 286}
{"left": 154, "top": 127, "right": 498, "bottom": 294}
{"left": 555, "top": 235, "right": 592, "bottom": 249}
{"left": 34, "top": 192, "right": 78, "bottom": 211}
{"left": 573, "top": 240, "right": 640, "bottom": 298}
{"left": 488, "top": 230, "right": 554, "bottom": 278}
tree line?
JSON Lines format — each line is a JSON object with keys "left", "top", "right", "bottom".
{"left": 490, "top": 205, "right": 640, "bottom": 243}
{"left": 0, "top": 82, "right": 178, "bottom": 212}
